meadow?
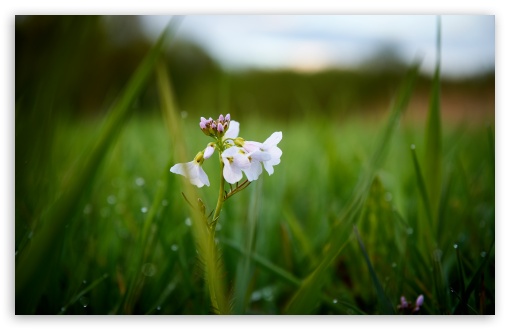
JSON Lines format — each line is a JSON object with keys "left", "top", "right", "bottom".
{"left": 14, "top": 17, "right": 495, "bottom": 315}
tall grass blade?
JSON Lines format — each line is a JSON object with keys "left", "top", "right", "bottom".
{"left": 454, "top": 246, "right": 467, "bottom": 314}
{"left": 410, "top": 145, "right": 433, "bottom": 228}
{"left": 424, "top": 16, "right": 442, "bottom": 220}
{"left": 58, "top": 273, "right": 109, "bottom": 314}
{"left": 353, "top": 226, "right": 395, "bottom": 314}
{"left": 453, "top": 239, "right": 494, "bottom": 314}
{"left": 233, "top": 179, "right": 261, "bottom": 314}
{"left": 156, "top": 62, "right": 229, "bottom": 314}
{"left": 15, "top": 17, "right": 179, "bottom": 314}
{"left": 284, "top": 64, "right": 420, "bottom": 314}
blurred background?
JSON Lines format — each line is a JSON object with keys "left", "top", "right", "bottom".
{"left": 15, "top": 15, "right": 495, "bottom": 315}
{"left": 15, "top": 15, "right": 494, "bottom": 122}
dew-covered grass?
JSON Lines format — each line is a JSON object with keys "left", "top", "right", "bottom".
{"left": 15, "top": 107, "right": 495, "bottom": 314}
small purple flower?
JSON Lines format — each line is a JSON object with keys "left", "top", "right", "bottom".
{"left": 413, "top": 295, "right": 424, "bottom": 312}
{"left": 398, "top": 296, "right": 408, "bottom": 309}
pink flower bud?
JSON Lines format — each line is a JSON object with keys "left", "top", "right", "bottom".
{"left": 217, "top": 123, "right": 224, "bottom": 132}
{"left": 225, "top": 113, "right": 230, "bottom": 121}
{"left": 219, "top": 114, "right": 224, "bottom": 122}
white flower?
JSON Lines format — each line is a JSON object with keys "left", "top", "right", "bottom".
{"left": 223, "top": 120, "right": 239, "bottom": 141}
{"left": 243, "top": 132, "right": 282, "bottom": 175}
{"left": 221, "top": 146, "right": 250, "bottom": 184}
{"left": 242, "top": 150, "right": 271, "bottom": 181}
{"left": 170, "top": 152, "right": 210, "bottom": 188}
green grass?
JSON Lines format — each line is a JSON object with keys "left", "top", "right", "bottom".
{"left": 15, "top": 102, "right": 495, "bottom": 314}
{"left": 15, "top": 19, "right": 495, "bottom": 315}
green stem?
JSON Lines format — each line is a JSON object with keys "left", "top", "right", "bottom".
{"left": 211, "top": 153, "right": 225, "bottom": 232}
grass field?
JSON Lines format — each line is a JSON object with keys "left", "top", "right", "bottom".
{"left": 14, "top": 18, "right": 495, "bottom": 315}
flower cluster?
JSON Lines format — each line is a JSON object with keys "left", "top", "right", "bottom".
{"left": 397, "top": 294, "right": 424, "bottom": 314}
{"left": 170, "top": 114, "right": 282, "bottom": 187}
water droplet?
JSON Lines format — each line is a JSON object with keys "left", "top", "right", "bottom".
{"left": 107, "top": 195, "right": 117, "bottom": 205}
{"left": 480, "top": 251, "right": 487, "bottom": 258}
{"left": 171, "top": 244, "right": 179, "bottom": 252}
{"left": 135, "top": 177, "right": 145, "bottom": 186}
{"left": 406, "top": 227, "right": 414, "bottom": 235}
{"left": 141, "top": 207, "right": 148, "bottom": 213}
{"left": 83, "top": 204, "right": 92, "bottom": 215}
{"left": 79, "top": 296, "right": 89, "bottom": 308}
{"left": 410, "top": 144, "right": 416, "bottom": 150}
{"left": 157, "top": 305, "right": 161, "bottom": 311}
{"left": 83, "top": 280, "right": 87, "bottom": 285}
{"left": 332, "top": 299, "right": 338, "bottom": 304}
{"left": 185, "top": 217, "right": 192, "bottom": 226}
{"left": 453, "top": 244, "right": 458, "bottom": 249}
{"left": 250, "top": 291, "right": 262, "bottom": 302}
{"left": 142, "top": 263, "right": 157, "bottom": 277}
{"left": 391, "top": 262, "right": 397, "bottom": 268}
{"left": 162, "top": 199, "right": 168, "bottom": 206}
{"left": 262, "top": 287, "right": 273, "bottom": 300}
{"left": 15, "top": 250, "right": 18, "bottom": 256}
{"left": 61, "top": 307, "right": 66, "bottom": 312}
{"left": 181, "top": 111, "right": 188, "bottom": 119}
{"left": 384, "top": 192, "right": 393, "bottom": 202}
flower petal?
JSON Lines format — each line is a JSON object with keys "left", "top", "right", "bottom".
{"left": 243, "top": 160, "right": 263, "bottom": 181}
{"left": 223, "top": 161, "right": 243, "bottom": 184}
{"left": 198, "top": 166, "right": 210, "bottom": 186}
{"left": 204, "top": 145, "right": 215, "bottom": 159}
{"left": 263, "top": 131, "right": 282, "bottom": 149}
{"left": 224, "top": 120, "right": 240, "bottom": 139}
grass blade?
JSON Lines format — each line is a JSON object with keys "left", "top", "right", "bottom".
{"left": 156, "top": 61, "right": 229, "bottom": 314}
{"left": 15, "top": 18, "right": 178, "bottom": 314}
{"left": 410, "top": 144, "right": 433, "bottom": 229}
{"left": 284, "top": 64, "right": 420, "bottom": 314}
{"left": 453, "top": 239, "right": 494, "bottom": 314}
{"left": 424, "top": 16, "right": 442, "bottom": 219}
{"left": 353, "top": 226, "right": 395, "bottom": 314}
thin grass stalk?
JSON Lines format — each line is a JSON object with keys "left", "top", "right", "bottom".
{"left": 424, "top": 15, "right": 443, "bottom": 229}
{"left": 156, "top": 62, "right": 229, "bottom": 314}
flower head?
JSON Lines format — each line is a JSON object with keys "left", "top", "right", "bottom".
{"left": 235, "top": 132, "right": 282, "bottom": 175}
{"left": 170, "top": 151, "right": 210, "bottom": 188}
{"left": 170, "top": 114, "right": 282, "bottom": 188}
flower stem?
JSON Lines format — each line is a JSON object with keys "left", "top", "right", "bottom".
{"left": 211, "top": 153, "right": 225, "bottom": 232}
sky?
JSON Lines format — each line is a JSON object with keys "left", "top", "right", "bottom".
{"left": 141, "top": 15, "right": 495, "bottom": 78}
